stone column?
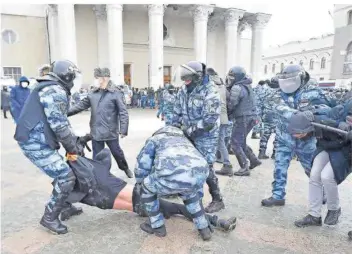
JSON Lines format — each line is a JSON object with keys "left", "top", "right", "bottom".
{"left": 148, "top": 4, "right": 165, "bottom": 90}
{"left": 93, "top": 5, "right": 109, "bottom": 68}
{"left": 47, "top": 5, "right": 59, "bottom": 62}
{"left": 237, "top": 21, "right": 248, "bottom": 65}
{"left": 206, "top": 16, "right": 218, "bottom": 69}
{"left": 192, "top": 5, "right": 213, "bottom": 63}
{"left": 57, "top": 4, "right": 77, "bottom": 64}
{"left": 248, "top": 13, "right": 271, "bottom": 83}
{"left": 224, "top": 9, "right": 245, "bottom": 72}
{"left": 107, "top": 4, "right": 124, "bottom": 85}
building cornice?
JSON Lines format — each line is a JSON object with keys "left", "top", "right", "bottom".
{"left": 263, "top": 46, "right": 333, "bottom": 60}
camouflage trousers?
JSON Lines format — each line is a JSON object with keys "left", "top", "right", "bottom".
{"left": 252, "top": 119, "right": 262, "bottom": 134}
{"left": 272, "top": 135, "right": 316, "bottom": 200}
{"left": 164, "top": 112, "right": 173, "bottom": 126}
{"left": 19, "top": 145, "right": 75, "bottom": 211}
{"left": 141, "top": 171, "right": 209, "bottom": 230}
{"left": 259, "top": 121, "right": 277, "bottom": 153}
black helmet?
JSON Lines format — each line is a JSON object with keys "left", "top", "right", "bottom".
{"left": 269, "top": 76, "right": 279, "bottom": 89}
{"left": 226, "top": 66, "right": 246, "bottom": 86}
{"left": 180, "top": 61, "right": 205, "bottom": 85}
{"left": 50, "top": 60, "right": 80, "bottom": 90}
{"left": 258, "top": 80, "right": 266, "bottom": 85}
{"left": 168, "top": 84, "right": 176, "bottom": 94}
{"left": 277, "top": 64, "right": 309, "bottom": 94}
{"left": 206, "top": 67, "right": 217, "bottom": 76}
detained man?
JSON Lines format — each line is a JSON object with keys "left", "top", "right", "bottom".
{"left": 64, "top": 128, "right": 237, "bottom": 241}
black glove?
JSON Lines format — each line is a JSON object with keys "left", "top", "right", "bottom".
{"left": 56, "top": 127, "right": 84, "bottom": 155}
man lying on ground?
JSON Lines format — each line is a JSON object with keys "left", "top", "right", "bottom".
{"left": 62, "top": 127, "right": 236, "bottom": 241}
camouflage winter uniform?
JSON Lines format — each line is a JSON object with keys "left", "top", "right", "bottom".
{"left": 252, "top": 85, "right": 266, "bottom": 134}
{"left": 259, "top": 87, "right": 278, "bottom": 154}
{"left": 134, "top": 126, "right": 210, "bottom": 230}
{"left": 161, "top": 90, "right": 176, "bottom": 125}
{"left": 171, "top": 76, "right": 221, "bottom": 165}
{"left": 18, "top": 85, "right": 75, "bottom": 211}
{"left": 271, "top": 81, "right": 330, "bottom": 200}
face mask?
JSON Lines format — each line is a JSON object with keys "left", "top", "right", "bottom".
{"left": 21, "top": 82, "right": 29, "bottom": 88}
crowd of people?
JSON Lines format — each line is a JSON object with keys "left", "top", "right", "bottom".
{"left": 7, "top": 59, "right": 352, "bottom": 242}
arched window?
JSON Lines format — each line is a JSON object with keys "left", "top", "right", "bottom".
{"left": 280, "top": 63, "right": 284, "bottom": 72}
{"left": 348, "top": 10, "right": 352, "bottom": 25}
{"left": 299, "top": 60, "right": 303, "bottom": 66}
{"left": 343, "top": 41, "right": 352, "bottom": 74}
{"left": 321, "top": 57, "right": 326, "bottom": 69}
{"left": 264, "top": 65, "right": 268, "bottom": 74}
{"left": 309, "top": 59, "right": 314, "bottom": 70}
{"left": 272, "top": 64, "right": 276, "bottom": 73}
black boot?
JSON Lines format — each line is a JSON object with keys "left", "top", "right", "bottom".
{"left": 251, "top": 133, "right": 259, "bottom": 139}
{"left": 271, "top": 151, "right": 275, "bottom": 160}
{"left": 207, "top": 214, "right": 237, "bottom": 232}
{"left": 294, "top": 214, "right": 322, "bottom": 228}
{"left": 40, "top": 207, "right": 68, "bottom": 234}
{"left": 140, "top": 221, "right": 167, "bottom": 237}
{"left": 324, "top": 208, "right": 341, "bottom": 225}
{"left": 258, "top": 150, "right": 269, "bottom": 160}
{"left": 60, "top": 203, "right": 83, "bottom": 221}
{"left": 216, "top": 150, "right": 222, "bottom": 162}
{"left": 118, "top": 158, "right": 134, "bottom": 178}
{"left": 205, "top": 166, "right": 225, "bottom": 213}
{"left": 348, "top": 231, "right": 352, "bottom": 240}
{"left": 233, "top": 153, "right": 250, "bottom": 176}
{"left": 261, "top": 197, "right": 285, "bottom": 207}
{"left": 198, "top": 227, "right": 212, "bottom": 241}
{"left": 215, "top": 164, "right": 233, "bottom": 177}
{"left": 244, "top": 147, "right": 262, "bottom": 170}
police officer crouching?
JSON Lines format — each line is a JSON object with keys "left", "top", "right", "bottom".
{"left": 14, "top": 60, "right": 85, "bottom": 234}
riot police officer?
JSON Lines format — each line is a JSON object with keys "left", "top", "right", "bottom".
{"left": 171, "top": 61, "right": 224, "bottom": 213}
{"left": 14, "top": 60, "right": 85, "bottom": 234}
{"left": 224, "top": 66, "right": 261, "bottom": 177}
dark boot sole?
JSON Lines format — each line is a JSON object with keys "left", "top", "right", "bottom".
{"left": 140, "top": 223, "right": 166, "bottom": 237}
{"left": 40, "top": 220, "right": 68, "bottom": 235}
{"left": 249, "top": 161, "right": 262, "bottom": 170}
{"left": 222, "top": 217, "right": 237, "bottom": 232}
{"left": 261, "top": 200, "right": 285, "bottom": 207}
{"left": 233, "top": 172, "right": 250, "bottom": 176}
{"left": 215, "top": 171, "right": 233, "bottom": 177}
{"left": 294, "top": 222, "right": 322, "bottom": 228}
{"left": 204, "top": 202, "right": 225, "bottom": 214}
{"left": 61, "top": 209, "right": 83, "bottom": 221}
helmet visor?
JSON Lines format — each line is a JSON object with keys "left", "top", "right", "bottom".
{"left": 278, "top": 71, "right": 301, "bottom": 94}
{"left": 172, "top": 65, "right": 197, "bottom": 86}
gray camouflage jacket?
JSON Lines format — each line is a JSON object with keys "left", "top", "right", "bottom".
{"left": 68, "top": 81, "right": 129, "bottom": 141}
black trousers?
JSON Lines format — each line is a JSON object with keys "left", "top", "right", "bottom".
{"left": 92, "top": 138, "right": 129, "bottom": 170}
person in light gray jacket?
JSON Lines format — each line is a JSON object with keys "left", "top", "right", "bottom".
{"left": 207, "top": 68, "right": 234, "bottom": 176}
{"left": 68, "top": 68, "right": 132, "bottom": 178}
